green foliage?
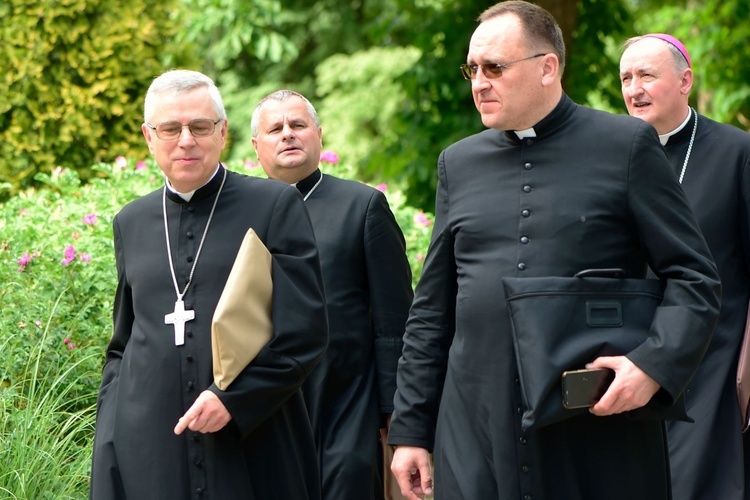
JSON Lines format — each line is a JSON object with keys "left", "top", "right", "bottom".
{"left": 315, "top": 46, "right": 423, "bottom": 187}
{"left": 0, "top": 158, "right": 160, "bottom": 402}
{"left": 0, "top": 327, "right": 97, "bottom": 499}
{"left": 178, "top": 0, "right": 298, "bottom": 76}
{"left": 566, "top": 0, "right": 633, "bottom": 113}
{"left": 0, "top": 0, "right": 192, "bottom": 198}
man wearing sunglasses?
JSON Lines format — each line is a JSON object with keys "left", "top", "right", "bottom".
{"left": 90, "top": 69, "right": 328, "bottom": 499}
{"left": 387, "top": 2, "right": 720, "bottom": 499}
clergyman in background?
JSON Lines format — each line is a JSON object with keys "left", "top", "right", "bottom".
{"left": 620, "top": 33, "right": 750, "bottom": 500}
{"left": 251, "top": 89, "right": 414, "bottom": 500}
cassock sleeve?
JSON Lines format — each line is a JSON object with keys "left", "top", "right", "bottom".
{"left": 98, "top": 217, "right": 133, "bottom": 404}
{"left": 625, "top": 120, "right": 721, "bottom": 400}
{"left": 388, "top": 151, "right": 456, "bottom": 451}
{"left": 363, "top": 190, "right": 414, "bottom": 414}
{"left": 209, "top": 186, "right": 328, "bottom": 439}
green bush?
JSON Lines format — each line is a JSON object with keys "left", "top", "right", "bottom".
{"left": 0, "top": 0, "right": 193, "bottom": 198}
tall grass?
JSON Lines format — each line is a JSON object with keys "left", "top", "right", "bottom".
{"left": 0, "top": 293, "right": 96, "bottom": 499}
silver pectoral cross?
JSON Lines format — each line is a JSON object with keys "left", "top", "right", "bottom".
{"left": 164, "top": 299, "right": 195, "bottom": 346}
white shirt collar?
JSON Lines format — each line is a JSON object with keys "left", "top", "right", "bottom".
{"left": 165, "top": 165, "right": 221, "bottom": 201}
{"left": 658, "top": 108, "right": 692, "bottom": 146}
{"left": 514, "top": 127, "right": 537, "bottom": 139}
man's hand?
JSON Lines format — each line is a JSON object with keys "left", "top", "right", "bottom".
{"left": 587, "top": 355, "right": 660, "bottom": 416}
{"left": 174, "top": 390, "right": 232, "bottom": 435}
{"left": 391, "top": 446, "right": 433, "bottom": 499}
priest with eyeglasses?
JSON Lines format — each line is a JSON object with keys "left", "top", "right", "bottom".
{"left": 90, "top": 69, "right": 329, "bottom": 499}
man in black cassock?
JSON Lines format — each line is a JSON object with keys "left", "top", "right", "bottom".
{"left": 89, "top": 70, "right": 328, "bottom": 499}
{"left": 621, "top": 34, "right": 750, "bottom": 500}
{"left": 387, "top": 2, "right": 721, "bottom": 499}
{"left": 251, "top": 90, "right": 414, "bottom": 500}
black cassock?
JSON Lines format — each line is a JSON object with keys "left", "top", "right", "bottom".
{"left": 388, "top": 95, "right": 721, "bottom": 499}
{"left": 90, "top": 167, "right": 328, "bottom": 499}
{"left": 662, "top": 112, "right": 750, "bottom": 500}
{"left": 295, "top": 170, "right": 413, "bottom": 500}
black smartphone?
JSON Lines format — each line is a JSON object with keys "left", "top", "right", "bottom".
{"left": 561, "top": 368, "right": 615, "bottom": 409}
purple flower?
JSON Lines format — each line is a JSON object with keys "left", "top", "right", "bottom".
{"left": 375, "top": 183, "right": 387, "bottom": 192}
{"left": 80, "top": 253, "right": 91, "bottom": 263}
{"left": 136, "top": 161, "right": 147, "bottom": 170}
{"left": 61, "top": 245, "right": 76, "bottom": 266}
{"left": 17, "top": 252, "right": 33, "bottom": 272}
{"left": 17, "top": 252, "right": 32, "bottom": 266}
{"left": 319, "top": 150, "right": 339, "bottom": 164}
{"left": 82, "top": 213, "right": 97, "bottom": 225}
{"left": 413, "top": 211, "right": 432, "bottom": 228}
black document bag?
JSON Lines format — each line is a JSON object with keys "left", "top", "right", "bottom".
{"left": 502, "top": 269, "right": 690, "bottom": 431}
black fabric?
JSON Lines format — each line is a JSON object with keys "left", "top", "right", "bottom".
{"left": 297, "top": 171, "right": 413, "bottom": 500}
{"left": 503, "top": 273, "right": 689, "bottom": 431}
{"left": 388, "top": 94, "right": 721, "bottom": 499}
{"left": 90, "top": 168, "right": 329, "bottom": 500}
{"left": 663, "top": 112, "right": 750, "bottom": 500}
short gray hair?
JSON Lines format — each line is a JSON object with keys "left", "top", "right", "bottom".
{"left": 143, "top": 69, "right": 226, "bottom": 124}
{"left": 250, "top": 90, "right": 319, "bottom": 138}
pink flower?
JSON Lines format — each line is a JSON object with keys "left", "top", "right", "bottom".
{"left": 63, "top": 337, "right": 70, "bottom": 345}
{"left": 413, "top": 211, "right": 432, "bottom": 227}
{"left": 375, "top": 183, "right": 387, "bottom": 192}
{"left": 416, "top": 253, "right": 425, "bottom": 262}
{"left": 80, "top": 253, "right": 91, "bottom": 263}
{"left": 17, "top": 252, "right": 32, "bottom": 266}
{"left": 67, "top": 343, "right": 76, "bottom": 350}
{"left": 319, "top": 150, "right": 339, "bottom": 164}
{"left": 17, "top": 252, "right": 33, "bottom": 272}
{"left": 136, "top": 161, "right": 147, "bottom": 171}
{"left": 35, "top": 320, "right": 42, "bottom": 328}
{"left": 115, "top": 156, "right": 128, "bottom": 169}
{"left": 82, "top": 213, "right": 97, "bottom": 225}
{"left": 61, "top": 245, "right": 76, "bottom": 266}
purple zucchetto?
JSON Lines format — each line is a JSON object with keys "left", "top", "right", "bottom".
{"left": 642, "top": 33, "right": 692, "bottom": 67}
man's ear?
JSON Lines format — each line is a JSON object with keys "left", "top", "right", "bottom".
{"left": 142, "top": 123, "right": 155, "bottom": 153}
{"left": 680, "top": 68, "right": 694, "bottom": 96}
{"left": 540, "top": 53, "right": 560, "bottom": 86}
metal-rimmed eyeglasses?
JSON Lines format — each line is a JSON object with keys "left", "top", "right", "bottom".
{"left": 145, "top": 118, "right": 222, "bottom": 141}
{"left": 460, "top": 53, "right": 547, "bottom": 80}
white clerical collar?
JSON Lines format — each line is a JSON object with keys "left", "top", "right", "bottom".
{"left": 165, "top": 165, "right": 221, "bottom": 201}
{"left": 514, "top": 128, "right": 537, "bottom": 139}
{"left": 659, "top": 108, "right": 692, "bottom": 146}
